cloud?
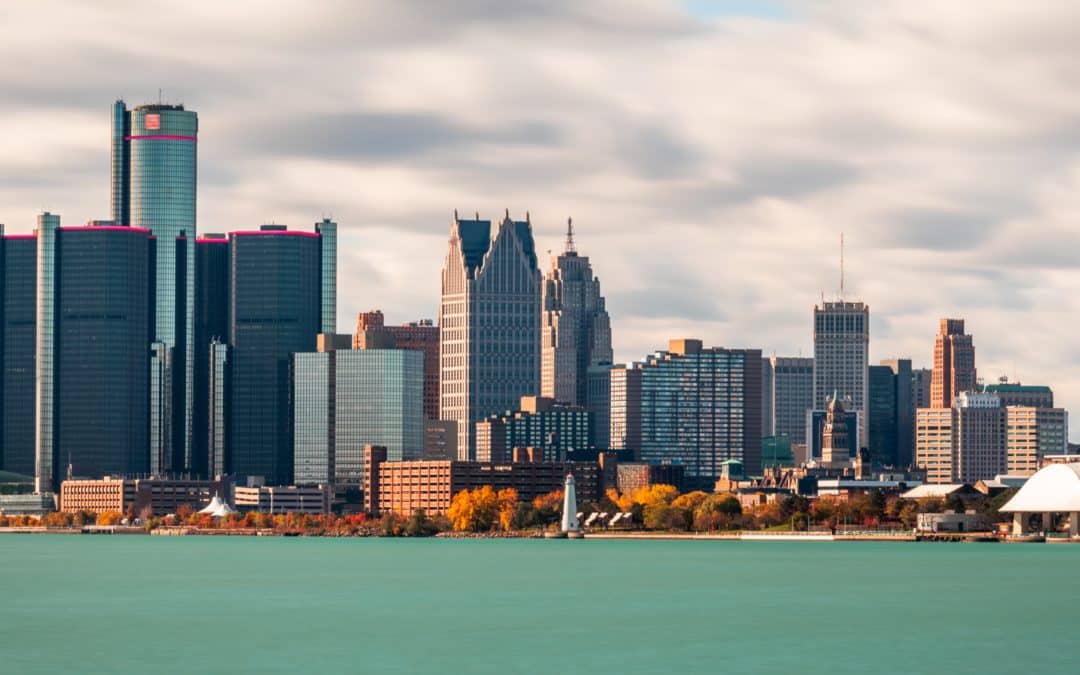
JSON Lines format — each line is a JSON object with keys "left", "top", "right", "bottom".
{"left": 4, "top": 1, "right": 1080, "bottom": 437}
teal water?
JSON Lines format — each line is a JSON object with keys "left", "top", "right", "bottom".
{"left": 2, "top": 537, "right": 1077, "bottom": 674}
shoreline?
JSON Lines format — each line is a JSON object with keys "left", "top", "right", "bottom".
{"left": 2, "top": 526, "right": 1068, "bottom": 543}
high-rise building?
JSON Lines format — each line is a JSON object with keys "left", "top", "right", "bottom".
{"left": 812, "top": 301, "right": 869, "bottom": 448}
{"left": 191, "top": 234, "right": 229, "bottom": 477}
{"left": 984, "top": 381, "right": 1054, "bottom": 409}
{"left": 609, "top": 364, "right": 642, "bottom": 458}
{"left": 540, "top": 220, "right": 612, "bottom": 408}
{"left": 585, "top": 362, "right": 613, "bottom": 451}
{"left": 315, "top": 219, "right": 337, "bottom": 335}
{"left": 439, "top": 211, "right": 541, "bottom": 459}
{"left": 931, "top": 318, "right": 976, "bottom": 408}
{"left": 112, "top": 100, "right": 198, "bottom": 474}
{"left": 762, "top": 356, "right": 813, "bottom": 445}
{"left": 293, "top": 341, "right": 424, "bottom": 488}
{"left": 1005, "top": 407, "right": 1068, "bottom": 476}
{"left": 229, "top": 226, "right": 325, "bottom": 486}
{"left": 475, "top": 396, "right": 590, "bottom": 464}
{"left": 870, "top": 359, "right": 914, "bottom": 467}
{"left": 916, "top": 392, "right": 1006, "bottom": 484}
{"left": 36, "top": 223, "right": 154, "bottom": 488}
{"left": 618, "top": 339, "right": 762, "bottom": 487}
{"left": 353, "top": 311, "right": 439, "bottom": 421}
{"left": 911, "top": 368, "right": 932, "bottom": 409}
{"left": 1, "top": 228, "right": 36, "bottom": 476}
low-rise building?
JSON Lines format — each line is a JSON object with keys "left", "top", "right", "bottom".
{"left": 917, "top": 512, "right": 989, "bottom": 533}
{"left": 362, "top": 445, "right": 612, "bottom": 515}
{"left": 0, "top": 494, "right": 56, "bottom": 516}
{"left": 60, "top": 477, "right": 232, "bottom": 515}
{"left": 234, "top": 485, "right": 330, "bottom": 515}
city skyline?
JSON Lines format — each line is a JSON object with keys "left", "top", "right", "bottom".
{"left": 2, "top": 2, "right": 1080, "bottom": 438}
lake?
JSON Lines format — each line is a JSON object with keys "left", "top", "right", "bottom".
{"left": 1, "top": 536, "right": 1077, "bottom": 674}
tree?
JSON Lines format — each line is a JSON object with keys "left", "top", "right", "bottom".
{"left": 693, "top": 493, "right": 743, "bottom": 531}
{"left": 96, "top": 511, "right": 123, "bottom": 526}
{"left": 404, "top": 509, "right": 439, "bottom": 537}
{"left": 497, "top": 488, "right": 519, "bottom": 531}
{"left": 448, "top": 486, "right": 500, "bottom": 532}
{"left": 631, "top": 484, "right": 679, "bottom": 508}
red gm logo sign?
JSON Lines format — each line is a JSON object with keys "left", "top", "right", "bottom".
{"left": 145, "top": 113, "right": 161, "bottom": 130}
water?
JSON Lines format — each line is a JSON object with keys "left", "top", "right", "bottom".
{"left": 2, "top": 536, "right": 1077, "bottom": 674}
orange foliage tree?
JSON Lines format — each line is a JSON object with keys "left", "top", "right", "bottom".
{"left": 448, "top": 486, "right": 500, "bottom": 532}
{"left": 496, "top": 488, "right": 519, "bottom": 531}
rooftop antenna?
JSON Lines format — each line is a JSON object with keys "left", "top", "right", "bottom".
{"left": 840, "top": 231, "right": 845, "bottom": 300}
{"left": 565, "top": 217, "right": 576, "bottom": 254}
{"left": 158, "top": 88, "right": 163, "bottom": 105}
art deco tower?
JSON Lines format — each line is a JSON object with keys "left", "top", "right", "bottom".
{"left": 540, "top": 219, "right": 612, "bottom": 407}
{"left": 439, "top": 210, "right": 541, "bottom": 459}
{"left": 931, "top": 318, "right": 976, "bottom": 408}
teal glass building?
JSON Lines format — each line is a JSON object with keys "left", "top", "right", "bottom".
{"left": 112, "top": 100, "right": 198, "bottom": 475}
{"left": 0, "top": 228, "right": 37, "bottom": 476}
{"left": 293, "top": 348, "right": 424, "bottom": 488}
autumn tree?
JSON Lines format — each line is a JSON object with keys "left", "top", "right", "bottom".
{"left": 496, "top": 488, "right": 519, "bottom": 531}
{"left": 693, "top": 493, "right": 743, "bottom": 531}
{"left": 632, "top": 484, "right": 679, "bottom": 508}
{"left": 448, "top": 486, "right": 500, "bottom": 532}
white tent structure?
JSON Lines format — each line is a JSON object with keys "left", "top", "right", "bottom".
{"left": 198, "top": 494, "right": 237, "bottom": 518}
{"left": 1000, "top": 463, "right": 1080, "bottom": 537}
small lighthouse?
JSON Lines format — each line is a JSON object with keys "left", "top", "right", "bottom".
{"left": 561, "top": 472, "right": 580, "bottom": 534}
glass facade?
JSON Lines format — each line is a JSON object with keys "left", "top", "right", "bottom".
{"left": 149, "top": 342, "right": 171, "bottom": 475}
{"left": 476, "top": 403, "right": 591, "bottom": 463}
{"left": 636, "top": 345, "right": 762, "bottom": 487}
{"left": 50, "top": 226, "right": 153, "bottom": 484}
{"left": 192, "top": 236, "right": 229, "bottom": 476}
{"left": 1, "top": 232, "right": 36, "bottom": 475}
{"left": 315, "top": 219, "right": 337, "bottom": 335}
{"left": 114, "top": 101, "right": 198, "bottom": 474}
{"left": 34, "top": 213, "right": 59, "bottom": 492}
{"left": 229, "top": 229, "right": 322, "bottom": 486}
{"left": 208, "top": 340, "right": 229, "bottom": 478}
{"left": 813, "top": 301, "right": 869, "bottom": 447}
{"left": 293, "top": 349, "right": 424, "bottom": 487}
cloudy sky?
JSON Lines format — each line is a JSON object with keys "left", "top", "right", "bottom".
{"left": 3, "top": 1, "right": 1080, "bottom": 436}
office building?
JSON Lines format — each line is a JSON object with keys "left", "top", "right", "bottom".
{"left": 439, "top": 211, "right": 541, "bottom": 459}
{"left": 931, "top": 319, "right": 976, "bottom": 408}
{"left": 762, "top": 356, "right": 813, "bottom": 445}
{"left": 820, "top": 394, "right": 851, "bottom": 467}
{"left": 354, "top": 310, "right": 439, "bottom": 420}
{"left": 916, "top": 392, "right": 1007, "bottom": 484}
{"left": 191, "top": 234, "right": 229, "bottom": 477}
{"left": 475, "top": 396, "right": 590, "bottom": 463}
{"left": 234, "top": 485, "right": 330, "bottom": 515}
{"left": 1, "top": 228, "right": 36, "bottom": 476}
{"left": 315, "top": 219, "right": 337, "bottom": 335}
{"left": 293, "top": 341, "right": 424, "bottom": 488}
{"left": 618, "top": 339, "right": 761, "bottom": 487}
{"left": 229, "top": 226, "right": 326, "bottom": 486}
{"left": 112, "top": 100, "right": 198, "bottom": 474}
{"left": 540, "top": 220, "right": 613, "bottom": 407}
{"left": 362, "top": 445, "right": 608, "bottom": 516}
{"left": 813, "top": 301, "right": 869, "bottom": 447}
{"left": 609, "top": 365, "right": 643, "bottom": 458}
{"left": 615, "top": 462, "right": 687, "bottom": 494}
{"left": 1006, "top": 407, "right": 1068, "bottom": 476}
{"left": 585, "top": 362, "right": 613, "bottom": 451}
{"left": 870, "top": 360, "right": 914, "bottom": 467}
{"left": 36, "top": 222, "right": 154, "bottom": 489}
{"left": 60, "top": 476, "right": 231, "bottom": 516}
{"left": 911, "top": 368, "right": 932, "bottom": 409}
{"left": 985, "top": 381, "right": 1054, "bottom": 409}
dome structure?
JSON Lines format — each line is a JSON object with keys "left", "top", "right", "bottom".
{"left": 1000, "top": 463, "right": 1080, "bottom": 513}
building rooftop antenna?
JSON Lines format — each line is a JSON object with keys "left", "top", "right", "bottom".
{"left": 840, "top": 231, "right": 845, "bottom": 300}
{"left": 565, "top": 217, "right": 576, "bottom": 254}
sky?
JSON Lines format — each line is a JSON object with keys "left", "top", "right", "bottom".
{"left": 3, "top": 1, "right": 1080, "bottom": 437}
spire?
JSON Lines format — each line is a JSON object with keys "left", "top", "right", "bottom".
{"left": 565, "top": 217, "right": 576, "bottom": 254}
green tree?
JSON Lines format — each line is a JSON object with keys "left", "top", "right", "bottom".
{"left": 404, "top": 509, "right": 439, "bottom": 537}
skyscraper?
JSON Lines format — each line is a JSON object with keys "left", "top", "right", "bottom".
{"left": 1, "top": 228, "right": 36, "bottom": 476}
{"left": 762, "top": 356, "right": 813, "bottom": 445}
{"left": 540, "top": 219, "right": 612, "bottom": 407}
{"left": 36, "top": 222, "right": 154, "bottom": 489}
{"left": 812, "top": 301, "right": 869, "bottom": 448}
{"left": 353, "top": 310, "right": 440, "bottom": 421}
{"left": 931, "top": 318, "right": 975, "bottom": 409}
{"left": 620, "top": 339, "right": 762, "bottom": 486}
{"left": 439, "top": 211, "right": 541, "bottom": 459}
{"left": 192, "top": 234, "right": 229, "bottom": 477}
{"left": 871, "top": 359, "right": 914, "bottom": 467}
{"left": 229, "top": 226, "right": 325, "bottom": 486}
{"left": 293, "top": 340, "right": 424, "bottom": 488}
{"left": 112, "top": 100, "right": 198, "bottom": 474}
{"left": 916, "top": 391, "right": 1005, "bottom": 484}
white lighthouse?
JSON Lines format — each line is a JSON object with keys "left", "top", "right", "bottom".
{"left": 561, "top": 472, "right": 580, "bottom": 533}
